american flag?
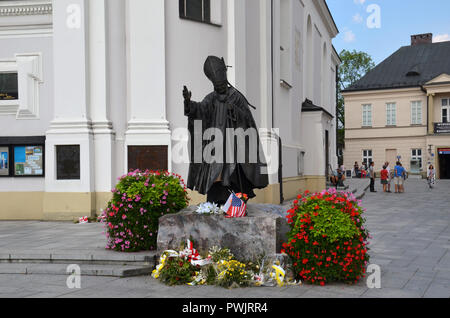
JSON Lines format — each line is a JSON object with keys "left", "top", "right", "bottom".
{"left": 224, "top": 193, "right": 247, "bottom": 218}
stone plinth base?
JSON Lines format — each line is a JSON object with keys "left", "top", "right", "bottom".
{"left": 157, "top": 205, "right": 289, "bottom": 261}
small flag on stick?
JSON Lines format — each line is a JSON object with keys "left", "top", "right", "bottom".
{"left": 223, "top": 192, "right": 247, "bottom": 218}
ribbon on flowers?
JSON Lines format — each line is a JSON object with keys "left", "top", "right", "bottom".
{"left": 152, "top": 254, "right": 168, "bottom": 279}
{"left": 180, "top": 239, "right": 201, "bottom": 262}
{"left": 152, "top": 250, "right": 181, "bottom": 279}
{"left": 191, "top": 257, "right": 212, "bottom": 267}
{"left": 270, "top": 265, "right": 286, "bottom": 287}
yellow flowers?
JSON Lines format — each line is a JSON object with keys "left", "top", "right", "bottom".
{"left": 216, "top": 259, "right": 251, "bottom": 288}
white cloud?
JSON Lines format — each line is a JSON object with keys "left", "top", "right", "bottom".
{"left": 433, "top": 34, "right": 450, "bottom": 43}
{"left": 343, "top": 30, "right": 356, "bottom": 43}
{"left": 354, "top": 0, "right": 366, "bottom": 5}
{"left": 353, "top": 13, "right": 363, "bottom": 24}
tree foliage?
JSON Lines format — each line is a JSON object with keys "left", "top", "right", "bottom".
{"left": 337, "top": 49, "right": 375, "bottom": 130}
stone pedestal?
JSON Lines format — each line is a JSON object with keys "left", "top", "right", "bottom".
{"left": 157, "top": 205, "right": 289, "bottom": 261}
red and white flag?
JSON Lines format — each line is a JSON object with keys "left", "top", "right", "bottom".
{"left": 223, "top": 193, "right": 247, "bottom": 218}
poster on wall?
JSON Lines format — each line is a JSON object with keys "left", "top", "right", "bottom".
{"left": 0, "top": 147, "right": 9, "bottom": 176}
{"left": 14, "top": 146, "right": 44, "bottom": 176}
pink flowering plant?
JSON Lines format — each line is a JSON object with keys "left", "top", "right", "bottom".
{"left": 102, "top": 170, "right": 189, "bottom": 252}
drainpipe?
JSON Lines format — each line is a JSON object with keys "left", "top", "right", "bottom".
{"left": 336, "top": 65, "right": 339, "bottom": 160}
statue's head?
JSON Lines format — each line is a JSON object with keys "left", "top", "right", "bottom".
{"left": 204, "top": 56, "right": 228, "bottom": 94}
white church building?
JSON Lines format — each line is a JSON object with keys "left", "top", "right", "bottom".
{"left": 0, "top": 0, "right": 340, "bottom": 220}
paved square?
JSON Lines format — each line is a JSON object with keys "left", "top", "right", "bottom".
{"left": 0, "top": 179, "right": 449, "bottom": 298}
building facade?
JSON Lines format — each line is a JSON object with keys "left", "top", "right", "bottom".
{"left": 343, "top": 34, "right": 450, "bottom": 180}
{"left": 0, "top": 0, "right": 339, "bottom": 220}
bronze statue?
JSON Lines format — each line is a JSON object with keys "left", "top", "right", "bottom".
{"left": 183, "top": 56, "right": 268, "bottom": 205}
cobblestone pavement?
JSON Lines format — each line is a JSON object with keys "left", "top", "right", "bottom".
{"left": 0, "top": 179, "right": 449, "bottom": 298}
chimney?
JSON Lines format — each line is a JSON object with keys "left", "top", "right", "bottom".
{"left": 411, "top": 33, "right": 433, "bottom": 46}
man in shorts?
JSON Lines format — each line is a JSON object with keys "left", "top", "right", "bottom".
{"left": 394, "top": 162, "right": 405, "bottom": 193}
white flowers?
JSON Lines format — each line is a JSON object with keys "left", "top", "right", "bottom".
{"left": 196, "top": 202, "right": 223, "bottom": 215}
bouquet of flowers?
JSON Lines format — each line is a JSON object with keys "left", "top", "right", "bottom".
{"left": 235, "top": 193, "right": 249, "bottom": 204}
{"left": 195, "top": 202, "right": 222, "bottom": 215}
{"left": 152, "top": 241, "right": 301, "bottom": 288}
{"left": 78, "top": 216, "right": 89, "bottom": 224}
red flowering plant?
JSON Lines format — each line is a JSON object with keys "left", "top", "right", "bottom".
{"left": 102, "top": 170, "right": 189, "bottom": 252}
{"left": 235, "top": 193, "right": 249, "bottom": 204}
{"left": 282, "top": 189, "right": 370, "bottom": 286}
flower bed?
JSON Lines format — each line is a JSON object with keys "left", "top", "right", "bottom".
{"left": 152, "top": 241, "right": 298, "bottom": 288}
{"left": 282, "top": 189, "right": 370, "bottom": 286}
{"left": 101, "top": 170, "right": 189, "bottom": 252}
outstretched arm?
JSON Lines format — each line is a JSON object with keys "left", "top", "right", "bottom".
{"left": 183, "top": 86, "right": 210, "bottom": 120}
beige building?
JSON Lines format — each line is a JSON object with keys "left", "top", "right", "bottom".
{"left": 343, "top": 34, "right": 450, "bottom": 180}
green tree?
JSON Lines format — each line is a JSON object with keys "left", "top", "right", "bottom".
{"left": 337, "top": 50, "right": 375, "bottom": 156}
{"left": 338, "top": 49, "right": 375, "bottom": 128}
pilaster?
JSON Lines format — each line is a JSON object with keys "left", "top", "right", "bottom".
{"left": 124, "top": 0, "right": 171, "bottom": 172}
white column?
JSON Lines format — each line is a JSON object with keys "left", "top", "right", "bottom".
{"left": 89, "top": 0, "right": 115, "bottom": 193}
{"left": 124, "top": 0, "right": 171, "bottom": 171}
{"left": 227, "top": 0, "right": 246, "bottom": 93}
{"left": 259, "top": 0, "right": 273, "bottom": 131}
{"left": 46, "top": 0, "right": 94, "bottom": 193}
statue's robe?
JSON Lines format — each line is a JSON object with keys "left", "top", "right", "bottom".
{"left": 185, "top": 86, "right": 269, "bottom": 201}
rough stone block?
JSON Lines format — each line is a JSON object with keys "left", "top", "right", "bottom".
{"left": 157, "top": 204, "right": 289, "bottom": 261}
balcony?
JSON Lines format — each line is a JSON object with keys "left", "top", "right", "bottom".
{"left": 434, "top": 123, "right": 450, "bottom": 134}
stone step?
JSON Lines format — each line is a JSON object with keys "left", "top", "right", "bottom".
{"left": 325, "top": 183, "right": 351, "bottom": 192}
{"left": 0, "top": 250, "right": 157, "bottom": 277}
{"left": 0, "top": 263, "right": 154, "bottom": 278}
{"left": 0, "top": 250, "right": 157, "bottom": 265}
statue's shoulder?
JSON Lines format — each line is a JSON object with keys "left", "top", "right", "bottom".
{"left": 202, "top": 92, "right": 215, "bottom": 103}
{"left": 228, "top": 87, "right": 248, "bottom": 105}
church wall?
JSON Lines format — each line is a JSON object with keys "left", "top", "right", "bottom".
{"left": 165, "top": 0, "right": 228, "bottom": 181}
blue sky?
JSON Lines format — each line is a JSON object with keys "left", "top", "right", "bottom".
{"left": 327, "top": 0, "right": 450, "bottom": 64}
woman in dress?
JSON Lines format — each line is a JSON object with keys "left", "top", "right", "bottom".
{"left": 427, "top": 165, "right": 436, "bottom": 189}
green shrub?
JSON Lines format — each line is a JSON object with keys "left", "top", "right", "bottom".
{"left": 158, "top": 256, "right": 198, "bottom": 286}
{"left": 103, "top": 170, "right": 189, "bottom": 252}
{"left": 283, "top": 188, "right": 370, "bottom": 286}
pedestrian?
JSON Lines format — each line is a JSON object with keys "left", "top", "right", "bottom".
{"left": 330, "top": 165, "right": 346, "bottom": 188}
{"left": 394, "top": 161, "right": 406, "bottom": 193}
{"left": 369, "top": 161, "right": 377, "bottom": 193}
{"left": 385, "top": 161, "right": 392, "bottom": 193}
{"left": 401, "top": 163, "right": 408, "bottom": 192}
{"left": 361, "top": 161, "right": 367, "bottom": 178}
{"left": 427, "top": 164, "right": 436, "bottom": 189}
{"left": 380, "top": 165, "right": 389, "bottom": 192}
{"left": 354, "top": 161, "right": 360, "bottom": 178}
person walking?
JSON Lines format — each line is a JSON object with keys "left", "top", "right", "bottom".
{"left": 427, "top": 164, "right": 436, "bottom": 189}
{"left": 369, "top": 161, "right": 377, "bottom": 193}
{"left": 380, "top": 165, "right": 389, "bottom": 192}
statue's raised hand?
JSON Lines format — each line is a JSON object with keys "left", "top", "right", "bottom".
{"left": 183, "top": 86, "right": 192, "bottom": 102}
